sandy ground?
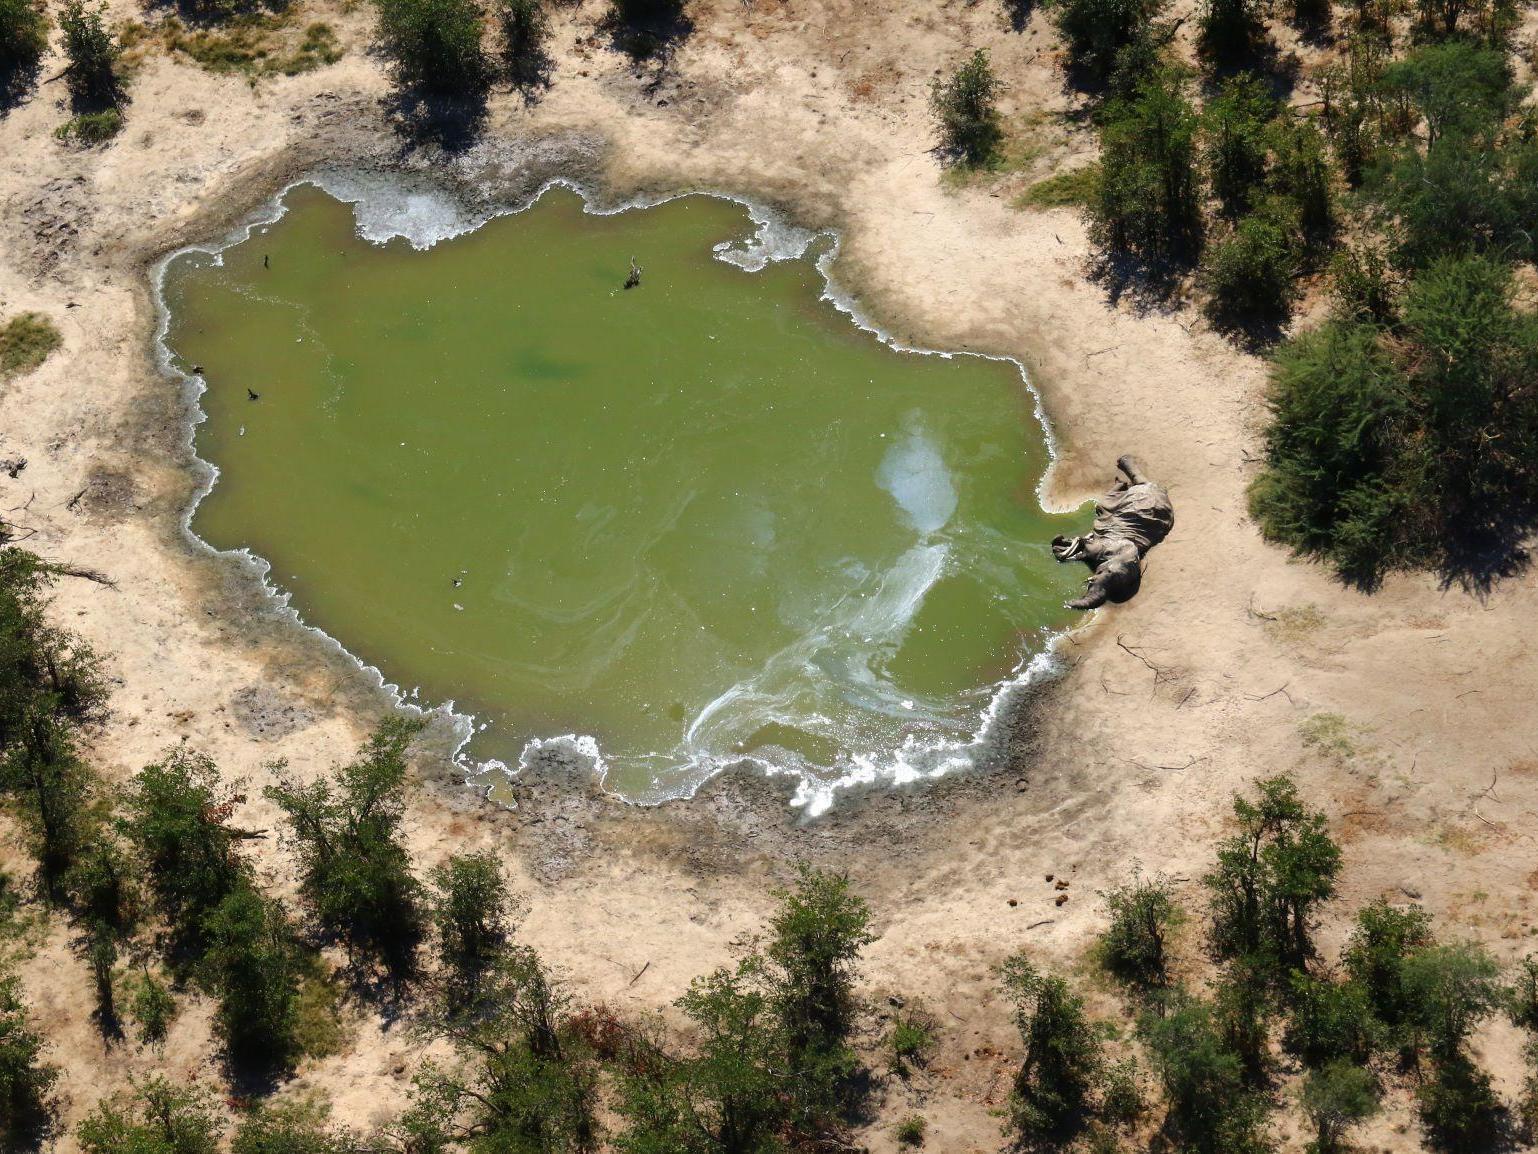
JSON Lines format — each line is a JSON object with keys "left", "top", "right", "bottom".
{"left": 2, "top": 0, "right": 1537, "bottom": 1149}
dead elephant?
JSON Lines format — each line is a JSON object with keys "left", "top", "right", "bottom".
{"left": 1052, "top": 455, "right": 1174, "bottom": 610}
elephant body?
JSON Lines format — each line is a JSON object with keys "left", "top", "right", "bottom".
{"left": 1052, "top": 456, "right": 1174, "bottom": 610}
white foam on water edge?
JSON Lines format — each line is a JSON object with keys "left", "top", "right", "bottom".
{"left": 152, "top": 167, "right": 1091, "bottom": 816}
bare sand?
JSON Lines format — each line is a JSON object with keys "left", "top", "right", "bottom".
{"left": 2, "top": 0, "right": 1537, "bottom": 1148}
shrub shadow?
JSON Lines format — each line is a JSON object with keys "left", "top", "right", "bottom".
{"left": 384, "top": 87, "right": 489, "bottom": 154}
{"left": 0, "top": 58, "right": 42, "bottom": 116}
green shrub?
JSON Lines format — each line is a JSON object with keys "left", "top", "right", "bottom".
{"left": 1341, "top": 900, "right": 1435, "bottom": 1046}
{"left": 497, "top": 0, "right": 547, "bottom": 84}
{"left": 1097, "top": 870, "right": 1179, "bottom": 990}
{"left": 0, "top": 313, "right": 61, "bottom": 378}
{"left": 1401, "top": 941, "right": 1502, "bottom": 1063}
{"left": 1139, "top": 993, "right": 1272, "bottom": 1154}
{"left": 202, "top": 882, "right": 302, "bottom": 1069}
{"left": 890, "top": 1012, "right": 934, "bottom": 1072}
{"left": 232, "top": 1097, "right": 357, "bottom": 1154}
{"left": 1198, "top": 0, "right": 1266, "bottom": 62}
{"left": 895, "top": 1113, "right": 927, "bottom": 1146}
{"left": 266, "top": 718, "right": 425, "bottom": 982}
{"left": 603, "top": 0, "right": 685, "bottom": 57}
{"left": 1091, "top": 68, "right": 1202, "bottom": 264}
{"left": 1017, "top": 164, "right": 1101, "bottom": 209}
{"left": 929, "top": 49, "right": 1002, "bottom": 166}
{"left": 429, "top": 849, "right": 515, "bottom": 985}
{"left": 0, "top": 0, "right": 47, "bottom": 85}
{"left": 78, "top": 1077, "right": 223, "bottom": 1154}
{"left": 1040, "top": 0, "right": 1165, "bottom": 84}
{"left": 372, "top": 0, "right": 490, "bottom": 96}
{"left": 1268, "top": 119, "right": 1335, "bottom": 252}
{"left": 1200, "top": 208, "right": 1297, "bottom": 330}
{"left": 1329, "top": 245, "right": 1399, "bottom": 326}
{"left": 1282, "top": 971, "right": 1376, "bottom": 1066}
{"left": 0, "top": 972, "right": 56, "bottom": 1145}
{"left": 58, "top": 0, "right": 119, "bottom": 108}
{"left": 128, "top": 971, "right": 176, "bottom": 1048}
{"left": 1202, "top": 72, "right": 1275, "bottom": 216}
{"left": 1002, "top": 954, "right": 1104, "bottom": 1142}
{"left": 1510, "top": 954, "right": 1538, "bottom": 1031}
{"left": 1300, "top": 1060, "right": 1379, "bottom": 1154}
{"left": 55, "top": 107, "right": 123, "bottom": 144}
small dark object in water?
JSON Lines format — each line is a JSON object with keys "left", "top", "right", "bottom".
{"left": 192, "top": 364, "right": 204, "bottom": 374}
{"left": 452, "top": 578, "right": 462, "bottom": 588}
{"left": 247, "top": 388, "right": 260, "bottom": 401}
{"left": 623, "top": 256, "right": 641, "bottom": 290}
{"left": 263, "top": 254, "right": 270, "bottom": 269}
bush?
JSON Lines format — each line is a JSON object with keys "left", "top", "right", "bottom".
{"left": 1098, "top": 870, "right": 1179, "bottom": 990}
{"left": 0, "top": 972, "right": 56, "bottom": 1145}
{"left": 1041, "top": 0, "right": 1165, "bottom": 84}
{"left": 1401, "top": 941, "right": 1502, "bottom": 1063}
{"left": 1300, "top": 1060, "right": 1379, "bottom": 1154}
{"left": 1341, "top": 900, "right": 1435, "bottom": 1047}
{"left": 202, "top": 882, "right": 302, "bottom": 1069}
{"left": 1282, "top": 971, "right": 1376, "bottom": 1066}
{"left": 0, "top": 313, "right": 62, "bottom": 378}
{"left": 1384, "top": 43, "right": 1512, "bottom": 146}
{"left": 232, "top": 1097, "right": 358, "bottom": 1154}
{"left": 1139, "top": 994, "right": 1272, "bottom": 1154}
{"left": 128, "top": 971, "right": 177, "bottom": 1048}
{"left": 1329, "top": 245, "right": 1399, "bottom": 326}
{"left": 929, "top": 49, "right": 1002, "bottom": 166}
{"left": 1203, "top": 776, "right": 1340, "bottom": 977}
{"left": 603, "top": 0, "right": 685, "bottom": 57}
{"left": 1201, "top": 208, "right": 1297, "bottom": 330}
{"left": 0, "top": 0, "right": 47, "bottom": 87}
{"left": 429, "top": 850, "right": 515, "bottom": 986}
{"left": 1268, "top": 119, "right": 1335, "bottom": 253}
{"left": 58, "top": 0, "right": 119, "bottom": 109}
{"left": 1002, "top": 955, "right": 1103, "bottom": 1140}
{"left": 890, "top": 1012, "right": 935, "bottom": 1072}
{"left": 372, "top": 0, "right": 490, "bottom": 96}
{"left": 1202, "top": 72, "right": 1275, "bottom": 216}
{"left": 266, "top": 718, "right": 425, "bottom": 981}
{"left": 895, "top": 1113, "right": 927, "bottom": 1146}
{"left": 77, "top": 1076, "right": 223, "bottom": 1154}
{"left": 1091, "top": 68, "right": 1202, "bottom": 264}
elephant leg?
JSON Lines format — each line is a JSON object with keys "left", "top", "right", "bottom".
{"left": 1116, "top": 455, "right": 1150, "bottom": 486}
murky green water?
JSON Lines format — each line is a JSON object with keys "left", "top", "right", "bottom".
{"left": 164, "top": 183, "right": 1088, "bottom": 806}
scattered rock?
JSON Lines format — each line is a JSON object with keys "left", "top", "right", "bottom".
{"left": 1007, "top": 898, "right": 1018, "bottom": 907}
{"left": 1054, "top": 879, "right": 1070, "bottom": 890}
{"left": 1055, "top": 894, "right": 1069, "bottom": 906}
{"left": 1044, "top": 873, "right": 1054, "bottom": 882}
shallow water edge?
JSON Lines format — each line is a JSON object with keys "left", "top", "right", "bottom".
{"left": 151, "top": 165, "right": 1090, "bottom": 817}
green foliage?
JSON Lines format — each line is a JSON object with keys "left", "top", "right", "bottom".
{"left": 496, "top": 0, "right": 548, "bottom": 85}
{"left": 1213, "top": 960, "right": 1275, "bottom": 1082}
{"left": 1202, "top": 73, "right": 1275, "bottom": 216}
{"left": 1282, "top": 971, "right": 1376, "bottom": 1066}
{"left": 55, "top": 106, "right": 124, "bottom": 143}
{"left": 121, "top": 747, "right": 248, "bottom": 952}
{"left": 66, "top": 834, "right": 140, "bottom": 938}
{"left": 1401, "top": 940, "right": 1502, "bottom": 1062}
{"left": 58, "top": 0, "right": 119, "bottom": 108}
{"left": 128, "top": 971, "right": 177, "bottom": 1048}
{"left": 1329, "top": 245, "right": 1400, "bottom": 326}
{"left": 929, "top": 49, "right": 1002, "bottom": 166}
{"left": 429, "top": 850, "right": 514, "bottom": 986}
{"left": 895, "top": 1113, "right": 927, "bottom": 1146}
{"left": 1097, "top": 869, "right": 1179, "bottom": 991}
{"left": 231, "top": 1097, "right": 358, "bottom": 1154}
{"left": 0, "top": 313, "right": 62, "bottom": 378}
{"left": 416, "top": 945, "right": 601, "bottom": 1153}
{"left": 1300, "top": 1060, "right": 1379, "bottom": 1154}
{"left": 765, "top": 866, "right": 874, "bottom": 1119}
{"left": 202, "top": 882, "right": 302, "bottom": 1068}
{"left": 890, "top": 1012, "right": 934, "bottom": 1072}
{"left": 1268, "top": 118, "right": 1335, "bottom": 253}
{"left": 1091, "top": 67, "right": 1202, "bottom": 264}
{"left": 0, "top": 0, "right": 47, "bottom": 84}
{"left": 159, "top": 15, "right": 343, "bottom": 80}
{"left": 1138, "top": 993, "right": 1272, "bottom": 1154}
{"left": 0, "top": 971, "right": 56, "bottom": 1145}
{"left": 372, "top": 0, "right": 490, "bottom": 96}
{"left": 1040, "top": 0, "right": 1165, "bottom": 85}
{"left": 1416, "top": 1054, "right": 1501, "bottom": 1152}
{"left": 77, "top": 1076, "right": 224, "bottom": 1154}
{"left": 265, "top": 718, "right": 425, "bottom": 981}
{"left": 1001, "top": 954, "right": 1105, "bottom": 1141}
{"left": 1341, "top": 899, "right": 1435, "bottom": 1046}
{"left": 1510, "top": 954, "right": 1538, "bottom": 1031}
{"left": 1385, "top": 43, "right": 1512, "bottom": 145}
{"left": 1200, "top": 206, "right": 1297, "bottom": 330}
{"left": 1203, "top": 776, "right": 1341, "bottom": 977}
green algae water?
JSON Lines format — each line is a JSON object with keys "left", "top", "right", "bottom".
{"left": 163, "top": 181, "right": 1090, "bottom": 810}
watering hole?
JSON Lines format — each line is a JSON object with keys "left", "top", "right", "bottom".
{"left": 162, "top": 180, "right": 1090, "bottom": 812}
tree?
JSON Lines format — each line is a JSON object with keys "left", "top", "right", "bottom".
{"left": 1384, "top": 43, "right": 1511, "bottom": 147}
{"left": 1401, "top": 941, "right": 1502, "bottom": 1063}
{"left": 1268, "top": 119, "right": 1335, "bottom": 253}
{"left": 1300, "top": 1060, "right": 1379, "bottom": 1154}
{"left": 429, "top": 851, "right": 515, "bottom": 988}
{"left": 128, "top": 971, "right": 177, "bottom": 1049}
{"left": 1341, "top": 899, "right": 1435, "bottom": 1049}
{"left": 1213, "top": 960, "right": 1274, "bottom": 1083}
{"left": 121, "top": 747, "right": 249, "bottom": 953}
{"left": 1098, "top": 870, "right": 1179, "bottom": 990}
{"left": 496, "top": 0, "right": 548, "bottom": 87}
{"left": 1091, "top": 68, "right": 1202, "bottom": 264}
{"left": 1138, "top": 993, "right": 1272, "bottom": 1153}
{"left": 266, "top": 718, "right": 425, "bottom": 981}
{"left": 57, "top": 0, "right": 118, "bottom": 109}
{"left": 1201, "top": 207, "right": 1297, "bottom": 330}
{"left": 1282, "top": 971, "right": 1376, "bottom": 1066}
{"left": 232, "top": 1097, "right": 359, "bottom": 1154}
{"left": 202, "top": 882, "right": 302, "bottom": 1069}
{"left": 372, "top": 0, "right": 490, "bottom": 97}
{"left": 77, "top": 1076, "right": 224, "bottom": 1154}
{"left": 0, "top": 0, "right": 47, "bottom": 90}
{"left": 764, "top": 866, "right": 875, "bottom": 1122}
{"left": 1203, "top": 776, "right": 1340, "bottom": 977}
{"left": 1041, "top": 0, "right": 1166, "bottom": 85}
{"left": 1329, "top": 245, "right": 1399, "bottom": 326}
{"left": 1202, "top": 72, "right": 1275, "bottom": 216}
{"left": 929, "top": 49, "right": 1002, "bottom": 166}
{"left": 1001, "top": 954, "right": 1105, "bottom": 1141}
{"left": 0, "top": 972, "right": 56, "bottom": 1146}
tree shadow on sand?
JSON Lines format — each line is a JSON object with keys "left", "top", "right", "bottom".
{"left": 0, "top": 56, "right": 42, "bottom": 116}
{"left": 599, "top": 0, "right": 694, "bottom": 69}
{"left": 384, "top": 86, "right": 489, "bottom": 154}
